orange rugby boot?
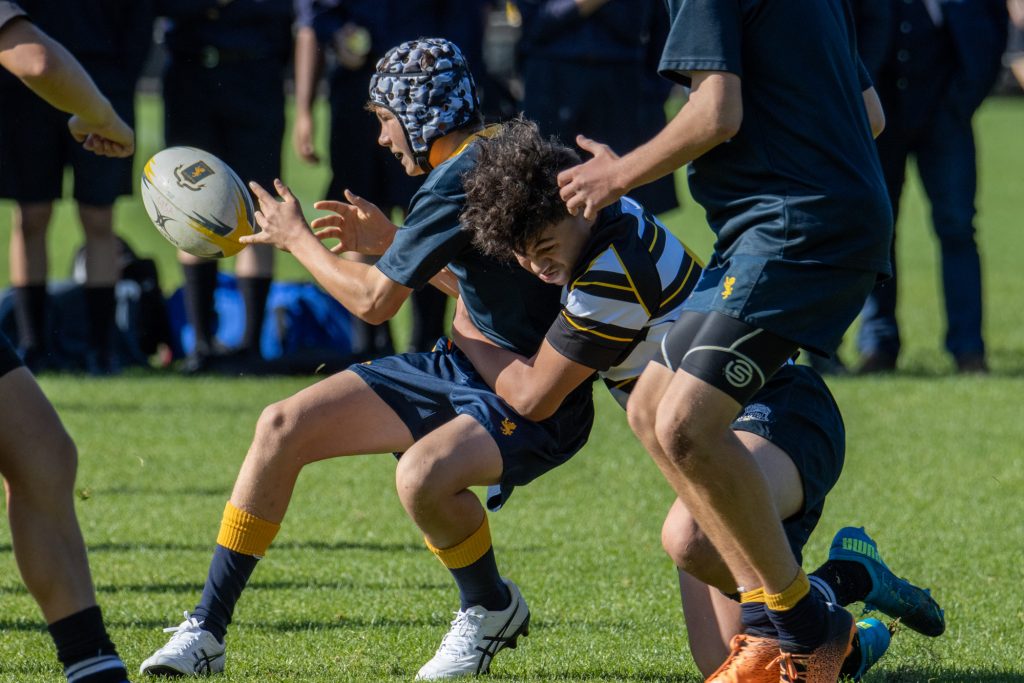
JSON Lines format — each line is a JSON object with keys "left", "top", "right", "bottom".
{"left": 704, "top": 633, "right": 779, "bottom": 683}
{"left": 772, "top": 607, "right": 856, "bottom": 683}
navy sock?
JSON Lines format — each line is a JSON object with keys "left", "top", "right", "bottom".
{"left": 48, "top": 606, "right": 127, "bottom": 683}
{"left": 84, "top": 286, "right": 116, "bottom": 358}
{"left": 767, "top": 590, "right": 832, "bottom": 652}
{"left": 810, "top": 560, "right": 873, "bottom": 606}
{"left": 182, "top": 261, "right": 218, "bottom": 356}
{"left": 449, "top": 547, "right": 510, "bottom": 611}
{"left": 192, "top": 544, "right": 260, "bottom": 642}
{"left": 13, "top": 284, "right": 47, "bottom": 353}
{"left": 740, "top": 601, "right": 777, "bottom": 638}
{"left": 237, "top": 276, "right": 271, "bottom": 354}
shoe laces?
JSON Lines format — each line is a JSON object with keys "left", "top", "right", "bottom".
{"left": 160, "top": 611, "right": 207, "bottom": 655}
{"left": 770, "top": 651, "right": 809, "bottom": 683}
{"left": 436, "top": 608, "right": 487, "bottom": 657}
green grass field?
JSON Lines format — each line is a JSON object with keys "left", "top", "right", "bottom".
{"left": 0, "top": 96, "right": 1022, "bottom": 681}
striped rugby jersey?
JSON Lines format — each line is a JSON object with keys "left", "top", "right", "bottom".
{"left": 546, "top": 197, "right": 703, "bottom": 409}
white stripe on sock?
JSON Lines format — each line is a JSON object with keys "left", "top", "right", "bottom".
{"left": 809, "top": 574, "right": 837, "bottom": 605}
{"left": 65, "top": 654, "right": 124, "bottom": 682}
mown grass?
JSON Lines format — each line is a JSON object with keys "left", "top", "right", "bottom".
{"left": 0, "top": 97, "right": 1021, "bottom": 681}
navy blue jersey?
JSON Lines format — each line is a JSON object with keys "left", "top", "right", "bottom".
{"left": 375, "top": 134, "right": 564, "bottom": 355}
{"left": 660, "top": 0, "right": 892, "bottom": 275}
{"left": 158, "top": 0, "right": 292, "bottom": 62}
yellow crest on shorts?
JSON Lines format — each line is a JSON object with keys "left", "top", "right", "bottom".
{"left": 500, "top": 418, "right": 517, "bottom": 437}
{"left": 722, "top": 276, "right": 736, "bottom": 300}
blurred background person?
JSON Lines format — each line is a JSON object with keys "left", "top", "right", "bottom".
{"left": 516, "top": 0, "right": 679, "bottom": 216}
{"left": 855, "top": 0, "right": 1008, "bottom": 374}
{"left": 156, "top": 0, "right": 292, "bottom": 374}
{"left": 0, "top": 0, "right": 152, "bottom": 374}
{"left": 293, "top": 0, "right": 494, "bottom": 357}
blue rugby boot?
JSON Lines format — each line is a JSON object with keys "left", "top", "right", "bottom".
{"left": 829, "top": 527, "right": 945, "bottom": 637}
{"left": 839, "top": 618, "right": 892, "bottom": 681}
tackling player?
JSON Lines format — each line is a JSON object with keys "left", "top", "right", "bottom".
{"left": 452, "top": 119, "right": 943, "bottom": 681}
{"left": 555, "top": 1, "right": 894, "bottom": 679}
{"left": 139, "top": 38, "right": 590, "bottom": 680}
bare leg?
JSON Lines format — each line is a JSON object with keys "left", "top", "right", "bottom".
{"left": 230, "top": 369, "right": 415, "bottom": 522}
{"left": 395, "top": 414, "right": 503, "bottom": 548}
{"left": 0, "top": 368, "right": 96, "bottom": 623}
{"left": 77, "top": 203, "right": 118, "bottom": 286}
{"left": 9, "top": 202, "right": 51, "bottom": 286}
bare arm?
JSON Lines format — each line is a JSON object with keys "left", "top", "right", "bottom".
{"left": 293, "top": 25, "right": 323, "bottom": 164}
{"left": 0, "top": 18, "right": 134, "bottom": 157}
{"left": 557, "top": 70, "right": 742, "bottom": 219}
{"left": 862, "top": 86, "right": 885, "bottom": 138}
{"left": 451, "top": 300, "right": 594, "bottom": 421}
{"left": 243, "top": 180, "right": 412, "bottom": 324}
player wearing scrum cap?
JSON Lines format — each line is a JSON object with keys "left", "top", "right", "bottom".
{"left": 139, "top": 38, "right": 591, "bottom": 680}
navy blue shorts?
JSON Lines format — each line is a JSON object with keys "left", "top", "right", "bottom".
{"left": 349, "top": 338, "right": 595, "bottom": 509}
{"left": 682, "top": 253, "right": 877, "bottom": 357}
{"left": 0, "top": 83, "right": 135, "bottom": 204}
{"left": 0, "top": 331, "right": 23, "bottom": 378}
{"left": 730, "top": 364, "right": 845, "bottom": 563}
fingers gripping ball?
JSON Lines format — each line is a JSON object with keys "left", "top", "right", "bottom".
{"left": 140, "top": 147, "right": 257, "bottom": 258}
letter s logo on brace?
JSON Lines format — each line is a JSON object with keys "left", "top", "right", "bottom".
{"left": 724, "top": 359, "right": 755, "bottom": 388}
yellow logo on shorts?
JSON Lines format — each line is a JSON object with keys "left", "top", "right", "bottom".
{"left": 500, "top": 417, "right": 517, "bottom": 436}
{"left": 722, "top": 276, "right": 736, "bottom": 300}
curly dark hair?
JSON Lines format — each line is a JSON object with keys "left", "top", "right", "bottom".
{"left": 461, "top": 118, "right": 580, "bottom": 261}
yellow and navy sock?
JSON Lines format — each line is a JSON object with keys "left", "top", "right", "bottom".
{"left": 765, "top": 570, "right": 833, "bottom": 651}
{"left": 48, "top": 606, "right": 128, "bottom": 683}
{"left": 193, "top": 501, "right": 280, "bottom": 642}
{"left": 426, "top": 515, "right": 510, "bottom": 611}
{"left": 738, "top": 587, "right": 777, "bottom": 638}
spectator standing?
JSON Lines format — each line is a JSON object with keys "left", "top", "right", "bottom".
{"left": 294, "top": 0, "right": 494, "bottom": 355}
{"left": 156, "top": 0, "right": 292, "bottom": 374}
{"left": 517, "top": 0, "right": 679, "bottom": 215}
{"left": 0, "top": 0, "right": 152, "bottom": 374}
{"left": 856, "top": 0, "right": 1008, "bottom": 374}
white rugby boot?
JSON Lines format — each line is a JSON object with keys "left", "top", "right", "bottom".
{"left": 139, "top": 612, "right": 225, "bottom": 676}
{"left": 415, "top": 579, "right": 530, "bottom": 680}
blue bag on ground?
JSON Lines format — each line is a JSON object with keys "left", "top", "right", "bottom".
{"left": 167, "top": 274, "right": 354, "bottom": 372}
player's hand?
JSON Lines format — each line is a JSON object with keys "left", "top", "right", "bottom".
{"left": 292, "top": 111, "right": 320, "bottom": 164}
{"left": 68, "top": 110, "right": 135, "bottom": 158}
{"left": 557, "top": 135, "right": 625, "bottom": 220}
{"left": 310, "top": 190, "right": 397, "bottom": 256}
{"left": 241, "top": 179, "right": 311, "bottom": 253}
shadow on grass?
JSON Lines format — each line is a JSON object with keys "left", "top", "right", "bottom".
{"left": 0, "top": 538, "right": 426, "bottom": 554}
{"left": 872, "top": 671, "right": 1024, "bottom": 682}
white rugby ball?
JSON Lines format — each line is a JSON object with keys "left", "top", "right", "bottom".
{"left": 140, "top": 146, "right": 257, "bottom": 258}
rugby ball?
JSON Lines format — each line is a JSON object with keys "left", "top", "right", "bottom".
{"left": 140, "top": 146, "right": 257, "bottom": 258}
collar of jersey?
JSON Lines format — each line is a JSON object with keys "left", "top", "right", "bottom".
{"left": 447, "top": 124, "right": 502, "bottom": 161}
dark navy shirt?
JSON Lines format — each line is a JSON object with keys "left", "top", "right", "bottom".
{"left": 518, "top": 0, "right": 661, "bottom": 64}
{"left": 660, "top": 0, "right": 892, "bottom": 274}
{"left": 375, "top": 139, "right": 564, "bottom": 355}
{"left": 158, "top": 0, "right": 292, "bottom": 62}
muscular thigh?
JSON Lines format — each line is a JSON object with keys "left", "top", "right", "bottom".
{"left": 271, "top": 369, "right": 415, "bottom": 464}
{"left": 0, "top": 367, "right": 70, "bottom": 479}
{"left": 398, "top": 414, "right": 504, "bottom": 493}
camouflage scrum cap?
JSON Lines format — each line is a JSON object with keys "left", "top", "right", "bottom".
{"left": 368, "top": 38, "right": 479, "bottom": 170}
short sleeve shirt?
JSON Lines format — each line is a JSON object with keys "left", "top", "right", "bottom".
{"left": 375, "top": 139, "right": 565, "bottom": 356}
{"left": 0, "top": 2, "right": 26, "bottom": 30}
{"left": 545, "top": 198, "right": 702, "bottom": 408}
{"left": 659, "top": 0, "right": 892, "bottom": 275}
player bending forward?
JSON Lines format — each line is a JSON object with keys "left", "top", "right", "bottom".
{"left": 140, "top": 39, "right": 592, "bottom": 679}
{"left": 451, "top": 120, "right": 944, "bottom": 681}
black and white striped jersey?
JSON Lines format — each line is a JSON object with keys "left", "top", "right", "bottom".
{"left": 545, "top": 197, "right": 703, "bottom": 409}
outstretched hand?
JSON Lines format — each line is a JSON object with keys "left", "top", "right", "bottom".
{"left": 556, "top": 135, "right": 625, "bottom": 220}
{"left": 68, "top": 111, "right": 135, "bottom": 158}
{"left": 240, "top": 179, "right": 312, "bottom": 253}
{"left": 309, "top": 189, "right": 397, "bottom": 256}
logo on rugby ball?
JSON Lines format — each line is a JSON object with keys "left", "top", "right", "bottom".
{"left": 174, "top": 161, "right": 216, "bottom": 190}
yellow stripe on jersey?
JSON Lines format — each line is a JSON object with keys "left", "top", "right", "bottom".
{"left": 561, "top": 310, "right": 633, "bottom": 342}
{"left": 572, "top": 280, "right": 636, "bottom": 293}
{"left": 610, "top": 245, "right": 650, "bottom": 316}
{"left": 661, "top": 257, "right": 698, "bottom": 308}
